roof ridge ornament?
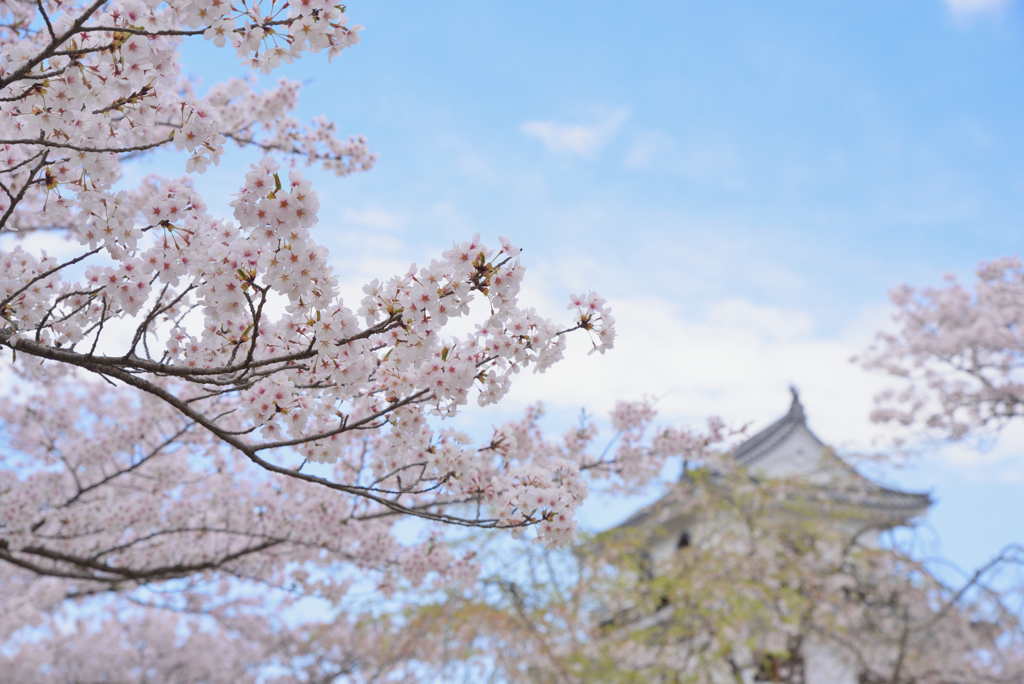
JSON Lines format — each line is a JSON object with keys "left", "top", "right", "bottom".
{"left": 788, "top": 385, "right": 805, "bottom": 422}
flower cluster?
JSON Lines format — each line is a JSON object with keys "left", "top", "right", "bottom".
{"left": 0, "top": 3, "right": 628, "bottom": 679}
{"left": 859, "top": 257, "right": 1024, "bottom": 440}
{"left": 0, "top": 0, "right": 618, "bottom": 543}
{"left": 0, "top": 379, "right": 735, "bottom": 680}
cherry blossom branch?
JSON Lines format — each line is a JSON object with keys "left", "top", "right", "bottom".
{"left": 8, "top": 539, "right": 282, "bottom": 585}
{"left": 0, "top": 348, "right": 507, "bottom": 527}
{"left": 0, "top": 0, "right": 108, "bottom": 90}
{"left": 0, "top": 153, "right": 48, "bottom": 231}
{"left": 0, "top": 5, "right": 624, "bottom": 675}
{"left": 0, "top": 136, "right": 174, "bottom": 154}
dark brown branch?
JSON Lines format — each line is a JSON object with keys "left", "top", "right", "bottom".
{"left": 0, "top": 136, "right": 173, "bottom": 154}
{"left": 36, "top": 0, "right": 57, "bottom": 41}
{"left": 0, "top": 153, "right": 48, "bottom": 232}
{"left": 0, "top": 0, "right": 108, "bottom": 91}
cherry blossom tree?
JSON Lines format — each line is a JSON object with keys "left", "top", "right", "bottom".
{"left": 0, "top": 0, "right": 621, "bottom": 540}
{"left": 8, "top": 0, "right": 1014, "bottom": 679}
{"left": 859, "top": 257, "right": 1024, "bottom": 441}
{"left": 0, "top": 392, "right": 723, "bottom": 680}
{"left": 405, "top": 471, "right": 1024, "bottom": 684}
{"left": 0, "top": 0, "right": 638, "bottom": 678}
{"left": 850, "top": 259, "right": 1024, "bottom": 682}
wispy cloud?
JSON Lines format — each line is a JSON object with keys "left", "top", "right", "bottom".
{"left": 496, "top": 287, "right": 893, "bottom": 448}
{"left": 520, "top": 110, "right": 630, "bottom": 158}
{"left": 625, "top": 130, "right": 673, "bottom": 169}
{"left": 943, "top": 0, "right": 1015, "bottom": 14}
{"left": 340, "top": 207, "right": 401, "bottom": 229}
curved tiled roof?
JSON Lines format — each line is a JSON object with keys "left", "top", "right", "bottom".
{"left": 613, "top": 388, "right": 932, "bottom": 531}
{"left": 732, "top": 388, "right": 818, "bottom": 466}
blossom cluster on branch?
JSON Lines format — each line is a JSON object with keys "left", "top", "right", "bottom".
{"left": 0, "top": 0, "right": 631, "bottom": 679}
{"left": 0, "top": 0, "right": 620, "bottom": 545}
{"left": 859, "top": 257, "right": 1024, "bottom": 440}
{"left": 0, "top": 388, "right": 726, "bottom": 680}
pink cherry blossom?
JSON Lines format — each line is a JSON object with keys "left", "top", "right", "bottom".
{"left": 0, "top": 2, "right": 631, "bottom": 678}
{"left": 859, "top": 257, "right": 1024, "bottom": 440}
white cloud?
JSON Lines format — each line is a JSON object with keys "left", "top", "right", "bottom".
{"left": 520, "top": 110, "right": 630, "bottom": 158}
{"left": 469, "top": 276, "right": 1024, "bottom": 485}
{"left": 625, "top": 131, "right": 673, "bottom": 169}
{"left": 462, "top": 272, "right": 893, "bottom": 449}
{"left": 943, "top": 0, "right": 1014, "bottom": 14}
{"left": 497, "top": 295, "right": 886, "bottom": 448}
{"left": 456, "top": 279, "right": 1011, "bottom": 481}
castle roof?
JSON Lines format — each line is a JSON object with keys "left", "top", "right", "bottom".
{"left": 616, "top": 389, "right": 932, "bottom": 531}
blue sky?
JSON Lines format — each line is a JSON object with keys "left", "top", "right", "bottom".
{"left": 166, "top": 0, "right": 1024, "bottom": 577}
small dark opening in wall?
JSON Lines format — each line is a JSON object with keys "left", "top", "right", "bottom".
{"left": 677, "top": 531, "right": 691, "bottom": 549}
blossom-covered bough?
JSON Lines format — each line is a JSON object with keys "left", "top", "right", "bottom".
{"left": 859, "top": 257, "right": 1024, "bottom": 440}
{"left": 0, "top": 0, "right": 646, "bottom": 678}
{"left": 846, "top": 258, "right": 1024, "bottom": 682}
{"left": 0, "top": 392, "right": 723, "bottom": 680}
{"left": 0, "top": 0, "right": 619, "bottom": 552}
